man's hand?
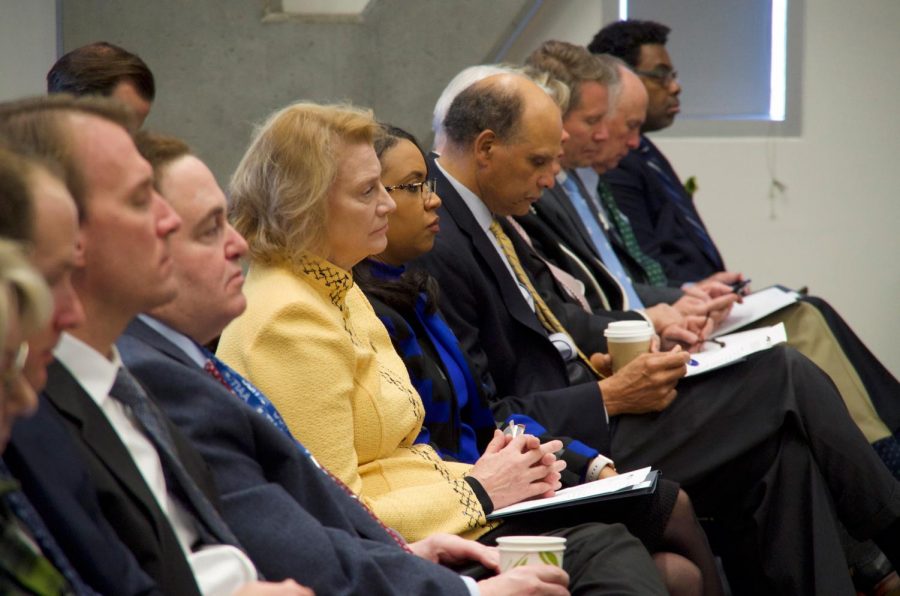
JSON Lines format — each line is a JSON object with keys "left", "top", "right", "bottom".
{"left": 599, "top": 347, "right": 689, "bottom": 416}
{"left": 478, "top": 565, "right": 570, "bottom": 596}
{"left": 236, "top": 580, "right": 314, "bottom": 595}
{"left": 672, "top": 291, "right": 740, "bottom": 328}
{"left": 409, "top": 534, "right": 500, "bottom": 572}
{"left": 658, "top": 314, "right": 711, "bottom": 352}
{"left": 468, "top": 431, "right": 565, "bottom": 510}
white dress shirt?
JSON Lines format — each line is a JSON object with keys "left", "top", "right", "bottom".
{"left": 54, "top": 332, "right": 257, "bottom": 595}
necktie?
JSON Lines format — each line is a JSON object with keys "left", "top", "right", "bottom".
{"left": 596, "top": 181, "right": 668, "bottom": 286}
{"left": 560, "top": 175, "right": 645, "bottom": 310}
{"left": 506, "top": 216, "right": 594, "bottom": 313}
{"left": 0, "top": 461, "right": 87, "bottom": 595}
{"left": 639, "top": 142, "right": 724, "bottom": 270}
{"left": 488, "top": 219, "right": 603, "bottom": 379}
{"left": 109, "top": 367, "right": 242, "bottom": 549}
{"left": 202, "top": 350, "right": 414, "bottom": 553}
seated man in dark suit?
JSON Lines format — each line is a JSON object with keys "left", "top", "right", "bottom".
{"left": 0, "top": 95, "right": 306, "bottom": 596}
{"left": 0, "top": 144, "right": 159, "bottom": 595}
{"left": 117, "top": 131, "right": 583, "bottom": 595}
{"left": 587, "top": 20, "right": 900, "bottom": 442}
{"left": 513, "top": 41, "right": 899, "bottom": 477}
{"left": 415, "top": 69, "right": 900, "bottom": 595}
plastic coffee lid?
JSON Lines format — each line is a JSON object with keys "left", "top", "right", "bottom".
{"left": 496, "top": 536, "right": 566, "bottom": 549}
{"left": 603, "top": 320, "right": 653, "bottom": 339}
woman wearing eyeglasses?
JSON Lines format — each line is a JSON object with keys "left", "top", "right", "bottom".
{"left": 355, "top": 125, "right": 724, "bottom": 596}
{"left": 220, "top": 102, "right": 568, "bottom": 542}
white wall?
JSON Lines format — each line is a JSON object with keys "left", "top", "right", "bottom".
{"left": 0, "top": 0, "right": 58, "bottom": 101}
{"left": 508, "top": 0, "right": 900, "bottom": 376}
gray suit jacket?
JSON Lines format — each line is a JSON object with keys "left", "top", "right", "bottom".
{"left": 117, "top": 318, "right": 470, "bottom": 596}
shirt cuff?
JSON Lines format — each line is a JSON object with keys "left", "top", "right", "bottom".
{"left": 461, "top": 575, "right": 481, "bottom": 596}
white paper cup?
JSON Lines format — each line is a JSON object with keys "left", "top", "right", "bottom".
{"left": 604, "top": 320, "right": 653, "bottom": 372}
{"left": 497, "top": 536, "right": 566, "bottom": 571}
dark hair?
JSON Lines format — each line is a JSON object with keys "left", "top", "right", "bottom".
{"left": 356, "top": 123, "right": 439, "bottom": 314}
{"left": 354, "top": 261, "right": 440, "bottom": 316}
{"left": 374, "top": 124, "right": 423, "bottom": 160}
{"left": 587, "top": 20, "right": 671, "bottom": 67}
{"left": 47, "top": 41, "right": 155, "bottom": 101}
{"left": 442, "top": 77, "right": 523, "bottom": 148}
{"left": 133, "top": 130, "right": 192, "bottom": 191}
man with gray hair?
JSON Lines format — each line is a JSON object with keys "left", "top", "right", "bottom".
{"left": 416, "top": 47, "right": 900, "bottom": 596}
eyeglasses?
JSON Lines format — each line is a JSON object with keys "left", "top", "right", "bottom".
{"left": 384, "top": 179, "right": 436, "bottom": 203}
{"left": 634, "top": 68, "right": 678, "bottom": 87}
{"left": 1, "top": 341, "right": 28, "bottom": 389}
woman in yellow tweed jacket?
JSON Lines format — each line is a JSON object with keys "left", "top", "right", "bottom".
{"left": 217, "top": 102, "right": 565, "bottom": 544}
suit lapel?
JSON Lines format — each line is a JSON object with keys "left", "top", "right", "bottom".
{"left": 642, "top": 138, "right": 724, "bottom": 270}
{"left": 430, "top": 161, "right": 547, "bottom": 337}
{"left": 537, "top": 184, "right": 628, "bottom": 308}
{"left": 124, "top": 318, "right": 198, "bottom": 369}
{"left": 42, "top": 361, "right": 162, "bottom": 523}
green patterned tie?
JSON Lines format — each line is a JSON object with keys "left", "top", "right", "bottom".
{"left": 596, "top": 181, "right": 668, "bottom": 286}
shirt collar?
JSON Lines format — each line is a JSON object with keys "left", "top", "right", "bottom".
{"left": 434, "top": 158, "right": 494, "bottom": 232}
{"left": 53, "top": 332, "right": 123, "bottom": 408}
{"left": 363, "top": 258, "right": 406, "bottom": 281}
{"left": 138, "top": 314, "right": 207, "bottom": 368}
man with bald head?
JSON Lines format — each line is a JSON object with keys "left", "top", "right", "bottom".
{"left": 417, "top": 53, "right": 900, "bottom": 595}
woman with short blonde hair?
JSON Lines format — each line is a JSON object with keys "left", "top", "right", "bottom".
{"left": 229, "top": 102, "right": 380, "bottom": 266}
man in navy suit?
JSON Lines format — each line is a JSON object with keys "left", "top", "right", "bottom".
{"left": 587, "top": 20, "right": 900, "bottom": 460}
{"left": 117, "top": 132, "right": 589, "bottom": 595}
{"left": 0, "top": 95, "right": 308, "bottom": 596}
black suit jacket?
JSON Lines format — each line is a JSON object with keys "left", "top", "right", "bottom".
{"left": 6, "top": 402, "right": 160, "bottom": 595}
{"left": 602, "top": 137, "right": 725, "bottom": 284}
{"left": 415, "top": 159, "right": 612, "bottom": 458}
{"left": 517, "top": 174, "right": 682, "bottom": 316}
{"left": 35, "top": 359, "right": 208, "bottom": 595}
{"left": 117, "top": 318, "right": 470, "bottom": 596}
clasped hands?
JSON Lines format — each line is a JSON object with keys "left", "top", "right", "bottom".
{"left": 468, "top": 430, "right": 565, "bottom": 510}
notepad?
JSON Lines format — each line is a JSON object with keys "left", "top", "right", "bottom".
{"left": 686, "top": 323, "right": 787, "bottom": 377}
{"left": 712, "top": 286, "right": 799, "bottom": 338}
{"left": 487, "top": 467, "right": 657, "bottom": 520}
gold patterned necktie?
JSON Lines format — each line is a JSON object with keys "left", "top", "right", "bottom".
{"left": 489, "top": 219, "right": 604, "bottom": 379}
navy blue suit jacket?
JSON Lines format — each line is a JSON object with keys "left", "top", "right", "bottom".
{"left": 6, "top": 382, "right": 171, "bottom": 595}
{"left": 117, "top": 318, "right": 470, "bottom": 596}
{"left": 602, "top": 137, "right": 725, "bottom": 284}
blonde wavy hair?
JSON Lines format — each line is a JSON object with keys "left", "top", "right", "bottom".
{"left": 229, "top": 102, "right": 379, "bottom": 266}
{"left": 0, "top": 239, "right": 51, "bottom": 346}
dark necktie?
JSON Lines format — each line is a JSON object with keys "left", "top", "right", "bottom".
{"left": 640, "top": 142, "right": 724, "bottom": 270}
{"left": 109, "top": 367, "right": 242, "bottom": 549}
{"left": 201, "top": 352, "right": 414, "bottom": 553}
{"left": 0, "top": 460, "right": 88, "bottom": 595}
{"left": 596, "top": 181, "right": 668, "bottom": 286}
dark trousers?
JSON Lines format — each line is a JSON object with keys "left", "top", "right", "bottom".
{"left": 610, "top": 346, "right": 900, "bottom": 595}
{"left": 480, "top": 521, "right": 667, "bottom": 595}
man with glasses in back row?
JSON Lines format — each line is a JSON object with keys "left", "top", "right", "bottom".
{"left": 587, "top": 18, "right": 900, "bottom": 475}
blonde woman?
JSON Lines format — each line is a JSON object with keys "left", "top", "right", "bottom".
{"left": 219, "top": 101, "right": 669, "bottom": 594}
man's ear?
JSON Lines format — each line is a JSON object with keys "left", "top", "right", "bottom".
{"left": 473, "top": 129, "right": 497, "bottom": 168}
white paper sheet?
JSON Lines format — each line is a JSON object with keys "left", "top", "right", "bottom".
{"left": 712, "top": 286, "right": 799, "bottom": 338}
{"left": 686, "top": 323, "right": 788, "bottom": 377}
{"left": 488, "top": 467, "right": 653, "bottom": 518}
